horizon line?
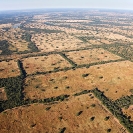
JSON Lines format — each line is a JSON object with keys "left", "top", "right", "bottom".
{"left": 0, "top": 7, "right": 133, "bottom": 12}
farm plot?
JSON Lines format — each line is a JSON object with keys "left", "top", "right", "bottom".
{"left": 0, "top": 87, "right": 7, "bottom": 101}
{"left": 65, "top": 48, "right": 122, "bottom": 66}
{"left": 23, "top": 60, "right": 133, "bottom": 100}
{"left": 31, "top": 32, "right": 90, "bottom": 52}
{"left": 23, "top": 68, "right": 91, "bottom": 100}
{"left": 0, "top": 94, "right": 127, "bottom": 133}
{"left": 22, "top": 54, "right": 72, "bottom": 75}
{"left": 0, "top": 60, "right": 20, "bottom": 78}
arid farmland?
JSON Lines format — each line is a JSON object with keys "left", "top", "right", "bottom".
{"left": 1, "top": 9, "right": 133, "bottom": 132}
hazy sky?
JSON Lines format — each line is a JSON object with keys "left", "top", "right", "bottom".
{"left": 0, "top": 0, "right": 133, "bottom": 11}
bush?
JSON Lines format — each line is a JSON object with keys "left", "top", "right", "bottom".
{"left": 104, "top": 116, "right": 110, "bottom": 121}
{"left": 90, "top": 116, "right": 95, "bottom": 121}
{"left": 82, "top": 73, "right": 89, "bottom": 77}
{"left": 76, "top": 111, "right": 83, "bottom": 116}
{"left": 107, "top": 128, "right": 111, "bottom": 132}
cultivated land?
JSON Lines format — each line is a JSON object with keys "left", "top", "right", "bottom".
{"left": 1, "top": 9, "right": 133, "bottom": 132}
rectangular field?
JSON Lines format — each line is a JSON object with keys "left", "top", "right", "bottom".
{"left": 0, "top": 60, "right": 20, "bottom": 78}
{"left": 22, "top": 54, "right": 72, "bottom": 75}
{"left": 65, "top": 48, "right": 122, "bottom": 65}
{"left": 0, "top": 94, "right": 127, "bottom": 133}
{"left": 31, "top": 32, "right": 89, "bottom": 52}
{"left": 24, "top": 60, "right": 133, "bottom": 100}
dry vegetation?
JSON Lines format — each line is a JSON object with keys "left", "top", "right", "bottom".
{"left": 24, "top": 60, "right": 133, "bottom": 100}
{"left": 0, "top": 60, "right": 20, "bottom": 78}
{"left": 0, "top": 94, "right": 127, "bottom": 133}
{"left": 0, "top": 28, "right": 30, "bottom": 53}
{"left": 65, "top": 48, "right": 122, "bottom": 65}
{"left": 1, "top": 9, "right": 133, "bottom": 132}
{"left": 31, "top": 32, "right": 88, "bottom": 52}
{"left": 22, "top": 54, "right": 72, "bottom": 75}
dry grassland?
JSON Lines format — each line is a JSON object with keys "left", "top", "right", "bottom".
{"left": 32, "top": 33, "right": 87, "bottom": 52}
{"left": 22, "top": 54, "right": 72, "bottom": 75}
{"left": 0, "top": 28, "right": 29, "bottom": 52}
{"left": 65, "top": 48, "right": 122, "bottom": 65}
{"left": 0, "top": 60, "right": 20, "bottom": 78}
{"left": 24, "top": 60, "right": 133, "bottom": 100}
{"left": 0, "top": 94, "right": 127, "bottom": 133}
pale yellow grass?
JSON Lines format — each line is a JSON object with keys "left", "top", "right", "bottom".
{"left": 0, "top": 94, "right": 127, "bottom": 133}
{"left": 65, "top": 48, "right": 122, "bottom": 65}
{"left": 0, "top": 60, "right": 20, "bottom": 78}
{"left": 22, "top": 54, "right": 72, "bottom": 75}
{"left": 24, "top": 60, "right": 133, "bottom": 100}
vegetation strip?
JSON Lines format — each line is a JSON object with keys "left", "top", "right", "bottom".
{"left": 26, "top": 58, "right": 126, "bottom": 77}
{"left": 101, "top": 44, "right": 133, "bottom": 62}
{"left": 114, "top": 95, "right": 133, "bottom": 108}
{"left": 59, "top": 52, "right": 77, "bottom": 67}
{"left": 92, "top": 88, "right": 133, "bottom": 133}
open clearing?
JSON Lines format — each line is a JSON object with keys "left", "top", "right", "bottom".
{"left": 0, "top": 28, "right": 30, "bottom": 53}
{"left": 0, "top": 94, "right": 127, "bottom": 133}
{"left": 1, "top": 9, "right": 133, "bottom": 132}
{"left": 32, "top": 32, "right": 90, "bottom": 52}
{"left": 22, "top": 54, "right": 72, "bottom": 75}
{"left": 0, "top": 60, "right": 20, "bottom": 78}
{"left": 24, "top": 60, "right": 133, "bottom": 100}
{"left": 65, "top": 48, "right": 122, "bottom": 65}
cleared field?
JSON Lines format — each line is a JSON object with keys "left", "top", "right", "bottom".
{"left": 22, "top": 54, "right": 72, "bottom": 75}
{"left": 0, "top": 60, "right": 20, "bottom": 78}
{"left": 0, "top": 94, "right": 127, "bottom": 133}
{"left": 0, "top": 28, "right": 30, "bottom": 53}
{"left": 24, "top": 60, "right": 133, "bottom": 100}
{"left": 0, "top": 87, "right": 7, "bottom": 101}
{"left": 65, "top": 48, "right": 122, "bottom": 65}
{"left": 32, "top": 32, "right": 90, "bottom": 52}
{"left": 23, "top": 68, "right": 91, "bottom": 100}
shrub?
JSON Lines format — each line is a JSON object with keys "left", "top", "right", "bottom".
{"left": 82, "top": 73, "right": 89, "bottom": 77}
{"left": 45, "top": 107, "right": 51, "bottom": 111}
{"left": 107, "top": 128, "right": 111, "bottom": 132}
{"left": 59, "top": 127, "right": 66, "bottom": 133}
{"left": 104, "top": 116, "right": 110, "bottom": 121}
{"left": 90, "top": 116, "right": 95, "bottom": 121}
{"left": 76, "top": 111, "right": 83, "bottom": 116}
